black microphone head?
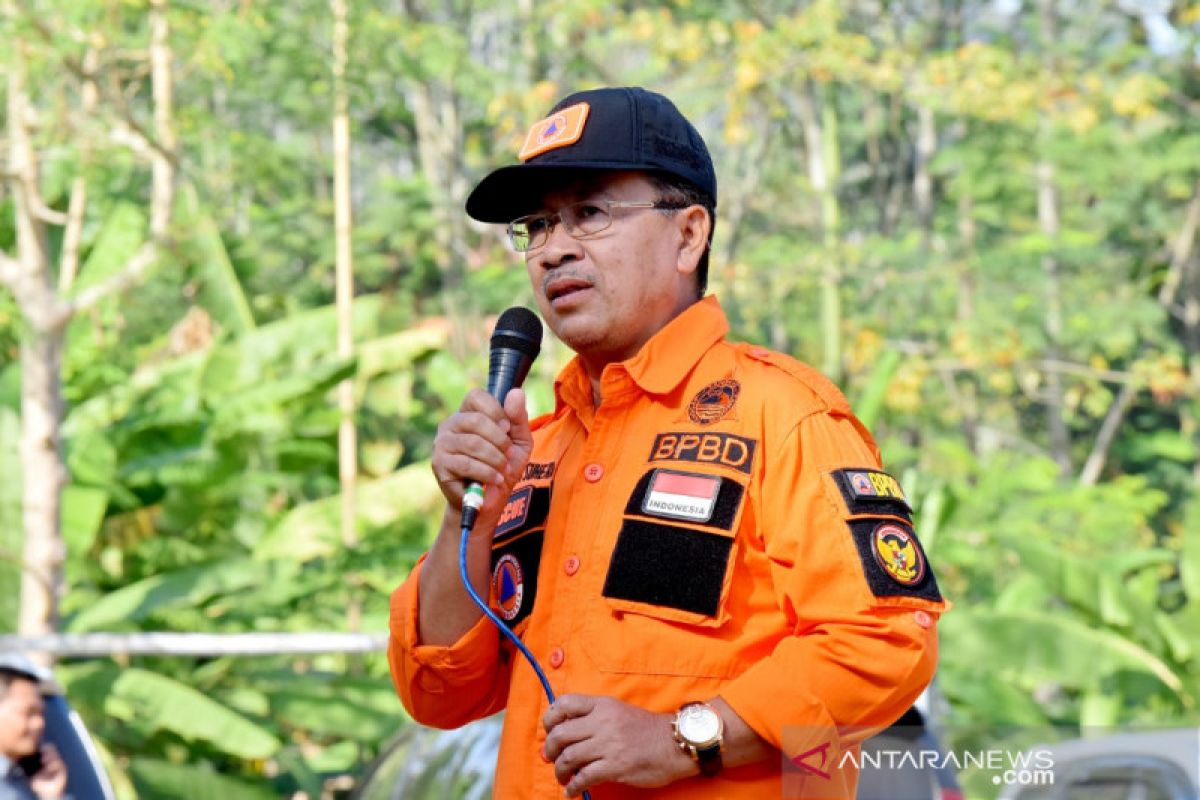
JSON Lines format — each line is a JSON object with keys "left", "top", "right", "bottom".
{"left": 491, "top": 306, "right": 543, "bottom": 360}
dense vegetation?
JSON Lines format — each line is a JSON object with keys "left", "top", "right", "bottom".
{"left": 2, "top": 1, "right": 1198, "bottom": 797}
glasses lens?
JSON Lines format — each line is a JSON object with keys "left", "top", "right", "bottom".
{"left": 508, "top": 221, "right": 533, "bottom": 252}
{"left": 563, "top": 202, "right": 612, "bottom": 237}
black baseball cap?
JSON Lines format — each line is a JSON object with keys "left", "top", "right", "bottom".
{"left": 465, "top": 86, "right": 717, "bottom": 223}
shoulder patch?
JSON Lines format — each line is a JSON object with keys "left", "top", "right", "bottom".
{"left": 738, "top": 344, "right": 851, "bottom": 414}
{"left": 847, "top": 519, "right": 942, "bottom": 602}
{"left": 830, "top": 468, "right": 911, "bottom": 517}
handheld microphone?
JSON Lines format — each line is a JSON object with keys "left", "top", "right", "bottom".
{"left": 460, "top": 306, "right": 543, "bottom": 531}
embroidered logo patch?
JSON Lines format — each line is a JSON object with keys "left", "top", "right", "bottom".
{"left": 518, "top": 102, "right": 590, "bottom": 161}
{"left": 687, "top": 379, "right": 740, "bottom": 426}
{"left": 491, "top": 554, "right": 525, "bottom": 621}
{"left": 872, "top": 523, "right": 925, "bottom": 586}
{"left": 495, "top": 486, "right": 533, "bottom": 538}
{"left": 642, "top": 469, "right": 722, "bottom": 523}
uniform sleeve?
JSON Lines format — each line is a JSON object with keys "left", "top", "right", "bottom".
{"left": 718, "top": 408, "right": 946, "bottom": 760}
{"left": 387, "top": 554, "right": 513, "bottom": 729}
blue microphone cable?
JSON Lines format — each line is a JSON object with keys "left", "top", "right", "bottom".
{"left": 460, "top": 523, "right": 593, "bottom": 800}
{"left": 459, "top": 523, "right": 557, "bottom": 702}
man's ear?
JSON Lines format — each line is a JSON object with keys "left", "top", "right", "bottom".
{"left": 675, "top": 205, "right": 711, "bottom": 276}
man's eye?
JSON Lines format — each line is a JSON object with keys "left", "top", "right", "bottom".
{"left": 526, "top": 217, "right": 551, "bottom": 235}
{"left": 574, "top": 203, "right": 605, "bottom": 220}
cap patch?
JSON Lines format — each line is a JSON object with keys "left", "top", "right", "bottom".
{"left": 518, "top": 102, "right": 590, "bottom": 161}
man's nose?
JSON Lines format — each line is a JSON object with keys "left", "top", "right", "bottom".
{"left": 534, "top": 217, "right": 581, "bottom": 269}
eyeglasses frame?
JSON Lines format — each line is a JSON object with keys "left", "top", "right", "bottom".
{"left": 506, "top": 199, "right": 690, "bottom": 253}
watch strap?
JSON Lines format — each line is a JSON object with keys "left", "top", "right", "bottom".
{"left": 694, "top": 740, "right": 723, "bottom": 777}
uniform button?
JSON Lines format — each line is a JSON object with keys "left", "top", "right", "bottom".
{"left": 564, "top": 555, "right": 580, "bottom": 576}
{"left": 549, "top": 647, "right": 565, "bottom": 668}
{"left": 584, "top": 463, "right": 604, "bottom": 482}
{"left": 913, "top": 610, "right": 933, "bottom": 628}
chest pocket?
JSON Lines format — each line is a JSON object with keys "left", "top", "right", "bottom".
{"left": 489, "top": 485, "right": 550, "bottom": 632}
{"left": 583, "top": 469, "right": 748, "bottom": 678}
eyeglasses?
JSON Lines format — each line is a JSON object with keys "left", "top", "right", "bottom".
{"left": 506, "top": 199, "right": 688, "bottom": 253}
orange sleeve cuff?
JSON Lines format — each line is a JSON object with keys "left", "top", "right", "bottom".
{"left": 387, "top": 556, "right": 509, "bottom": 728}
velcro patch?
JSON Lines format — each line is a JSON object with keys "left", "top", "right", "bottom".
{"left": 602, "top": 519, "right": 733, "bottom": 617}
{"left": 625, "top": 469, "right": 745, "bottom": 530}
{"left": 518, "top": 102, "right": 590, "bottom": 161}
{"left": 846, "top": 519, "right": 941, "bottom": 602}
{"left": 831, "top": 468, "right": 912, "bottom": 518}
{"left": 648, "top": 432, "right": 757, "bottom": 475}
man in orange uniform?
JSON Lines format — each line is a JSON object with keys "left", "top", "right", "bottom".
{"left": 389, "top": 86, "right": 947, "bottom": 799}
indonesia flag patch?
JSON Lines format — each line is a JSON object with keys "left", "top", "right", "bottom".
{"left": 642, "top": 470, "right": 722, "bottom": 523}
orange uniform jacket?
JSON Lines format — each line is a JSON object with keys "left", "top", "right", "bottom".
{"left": 389, "top": 297, "right": 948, "bottom": 799}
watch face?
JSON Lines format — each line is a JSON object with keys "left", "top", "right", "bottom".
{"left": 679, "top": 704, "right": 721, "bottom": 744}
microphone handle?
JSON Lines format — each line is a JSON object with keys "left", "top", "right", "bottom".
{"left": 463, "top": 347, "right": 533, "bottom": 530}
{"left": 488, "top": 346, "right": 533, "bottom": 401}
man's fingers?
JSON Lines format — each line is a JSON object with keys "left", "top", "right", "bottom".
{"left": 459, "top": 387, "right": 508, "bottom": 421}
{"left": 564, "top": 760, "right": 608, "bottom": 798}
{"left": 552, "top": 739, "right": 601, "bottom": 785}
{"left": 543, "top": 716, "right": 590, "bottom": 763}
{"left": 543, "top": 693, "right": 596, "bottom": 732}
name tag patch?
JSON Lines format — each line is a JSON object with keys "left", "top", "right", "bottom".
{"left": 648, "top": 432, "right": 757, "bottom": 475}
{"left": 642, "top": 470, "right": 722, "bottom": 523}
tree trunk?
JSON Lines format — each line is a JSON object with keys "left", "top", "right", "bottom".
{"left": 795, "top": 81, "right": 843, "bottom": 382}
{"left": 1037, "top": 0, "right": 1071, "bottom": 475}
{"left": 331, "top": 0, "right": 360, "bottom": 636}
{"left": 8, "top": 48, "right": 66, "bottom": 643}
{"left": 18, "top": 332, "right": 66, "bottom": 640}
{"left": 914, "top": 103, "right": 936, "bottom": 252}
{"left": 4, "top": 13, "right": 177, "bottom": 649}
{"left": 150, "top": 0, "right": 175, "bottom": 238}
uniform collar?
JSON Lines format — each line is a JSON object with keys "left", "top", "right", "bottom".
{"left": 554, "top": 295, "right": 729, "bottom": 413}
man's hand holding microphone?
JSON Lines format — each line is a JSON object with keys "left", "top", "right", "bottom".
{"left": 419, "top": 308, "right": 541, "bottom": 648}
